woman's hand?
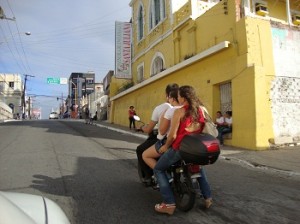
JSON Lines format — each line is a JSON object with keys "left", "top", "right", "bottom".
{"left": 159, "top": 145, "right": 168, "bottom": 154}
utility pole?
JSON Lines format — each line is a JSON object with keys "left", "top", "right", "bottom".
{"left": 0, "top": 6, "right": 16, "bottom": 21}
{"left": 28, "top": 97, "right": 31, "bottom": 119}
{"left": 61, "top": 92, "right": 64, "bottom": 114}
{"left": 22, "top": 74, "right": 34, "bottom": 119}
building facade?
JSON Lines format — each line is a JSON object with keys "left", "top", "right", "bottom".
{"left": 0, "top": 73, "right": 22, "bottom": 118}
{"left": 109, "top": 0, "right": 300, "bottom": 150}
{"left": 68, "top": 72, "right": 95, "bottom": 117}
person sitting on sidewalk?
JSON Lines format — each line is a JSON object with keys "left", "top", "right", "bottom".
{"left": 217, "top": 110, "right": 232, "bottom": 145}
{"left": 215, "top": 111, "right": 225, "bottom": 129}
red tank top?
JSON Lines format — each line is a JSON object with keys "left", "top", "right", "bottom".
{"left": 172, "top": 106, "right": 205, "bottom": 150}
{"left": 128, "top": 110, "right": 135, "bottom": 118}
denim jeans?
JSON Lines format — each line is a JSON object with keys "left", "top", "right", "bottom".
{"left": 198, "top": 167, "right": 211, "bottom": 199}
{"left": 154, "top": 148, "right": 212, "bottom": 204}
{"left": 217, "top": 127, "right": 232, "bottom": 144}
{"left": 153, "top": 148, "right": 181, "bottom": 204}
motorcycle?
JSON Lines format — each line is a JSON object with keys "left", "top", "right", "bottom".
{"left": 134, "top": 115, "right": 220, "bottom": 212}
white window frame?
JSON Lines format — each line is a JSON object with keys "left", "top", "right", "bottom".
{"left": 9, "top": 82, "right": 14, "bottom": 89}
{"left": 150, "top": 52, "right": 165, "bottom": 76}
{"left": 149, "top": 0, "right": 166, "bottom": 31}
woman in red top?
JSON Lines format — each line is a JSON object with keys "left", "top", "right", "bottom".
{"left": 128, "top": 106, "right": 136, "bottom": 129}
{"left": 153, "top": 85, "right": 206, "bottom": 215}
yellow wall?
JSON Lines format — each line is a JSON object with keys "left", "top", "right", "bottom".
{"left": 110, "top": 0, "right": 282, "bottom": 150}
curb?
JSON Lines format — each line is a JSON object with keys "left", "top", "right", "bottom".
{"left": 94, "top": 122, "right": 147, "bottom": 139}
{"left": 220, "top": 155, "right": 300, "bottom": 177}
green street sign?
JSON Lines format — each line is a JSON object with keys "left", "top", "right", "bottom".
{"left": 47, "top": 77, "right": 67, "bottom": 84}
{"left": 47, "top": 77, "right": 60, "bottom": 84}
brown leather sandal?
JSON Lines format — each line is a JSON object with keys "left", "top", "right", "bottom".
{"left": 154, "top": 203, "right": 176, "bottom": 215}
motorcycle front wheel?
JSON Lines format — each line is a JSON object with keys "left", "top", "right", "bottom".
{"left": 138, "top": 162, "right": 145, "bottom": 183}
{"left": 172, "top": 170, "right": 196, "bottom": 212}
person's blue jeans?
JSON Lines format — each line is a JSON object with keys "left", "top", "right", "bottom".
{"left": 154, "top": 148, "right": 212, "bottom": 204}
{"left": 154, "top": 148, "right": 181, "bottom": 204}
{"left": 217, "top": 127, "right": 232, "bottom": 144}
{"left": 198, "top": 167, "right": 211, "bottom": 199}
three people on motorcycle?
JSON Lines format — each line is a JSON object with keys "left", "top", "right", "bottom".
{"left": 136, "top": 84, "right": 213, "bottom": 215}
{"left": 153, "top": 85, "right": 212, "bottom": 215}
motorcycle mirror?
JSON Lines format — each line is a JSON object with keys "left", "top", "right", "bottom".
{"left": 133, "top": 115, "right": 141, "bottom": 121}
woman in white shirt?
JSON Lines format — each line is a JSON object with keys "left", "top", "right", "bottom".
{"left": 142, "top": 89, "right": 181, "bottom": 169}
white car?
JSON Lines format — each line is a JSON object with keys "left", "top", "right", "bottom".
{"left": 0, "top": 191, "right": 70, "bottom": 224}
{"left": 49, "top": 112, "right": 59, "bottom": 119}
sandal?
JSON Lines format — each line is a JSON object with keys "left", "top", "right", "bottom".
{"left": 205, "top": 198, "right": 213, "bottom": 209}
{"left": 155, "top": 203, "right": 176, "bottom": 215}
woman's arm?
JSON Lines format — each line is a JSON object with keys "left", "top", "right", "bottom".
{"left": 159, "top": 108, "right": 182, "bottom": 153}
{"left": 140, "top": 120, "right": 157, "bottom": 134}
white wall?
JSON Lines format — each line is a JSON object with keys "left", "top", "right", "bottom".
{"left": 270, "top": 27, "right": 300, "bottom": 142}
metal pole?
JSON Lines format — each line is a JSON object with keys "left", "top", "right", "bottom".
{"left": 22, "top": 74, "right": 34, "bottom": 119}
{"left": 28, "top": 97, "right": 31, "bottom": 119}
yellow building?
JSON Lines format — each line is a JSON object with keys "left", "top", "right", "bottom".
{"left": 110, "top": 0, "right": 300, "bottom": 150}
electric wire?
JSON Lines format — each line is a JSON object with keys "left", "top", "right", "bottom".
{"left": 0, "top": 24, "right": 28, "bottom": 73}
{"left": 0, "top": 2, "right": 130, "bottom": 79}
{"left": 1, "top": 0, "right": 29, "bottom": 75}
{"left": 5, "top": 0, "right": 32, "bottom": 74}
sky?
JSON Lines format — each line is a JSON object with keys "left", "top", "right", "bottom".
{"left": 0, "top": 0, "right": 131, "bottom": 118}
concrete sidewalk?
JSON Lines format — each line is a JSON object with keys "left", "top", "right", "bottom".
{"left": 93, "top": 120, "right": 300, "bottom": 178}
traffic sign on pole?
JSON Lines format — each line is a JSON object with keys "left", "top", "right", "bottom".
{"left": 47, "top": 77, "right": 67, "bottom": 85}
{"left": 47, "top": 77, "right": 60, "bottom": 84}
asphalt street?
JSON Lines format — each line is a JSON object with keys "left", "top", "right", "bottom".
{"left": 0, "top": 119, "right": 299, "bottom": 224}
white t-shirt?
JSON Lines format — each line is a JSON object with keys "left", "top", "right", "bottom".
{"left": 225, "top": 117, "right": 232, "bottom": 125}
{"left": 157, "top": 105, "right": 181, "bottom": 139}
{"left": 151, "top": 102, "right": 171, "bottom": 139}
{"left": 216, "top": 117, "right": 224, "bottom": 124}
{"left": 151, "top": 102, "right": 171, "bottom": 123}
{"left": 164, "top": 106, "right": 182, "bottom": 120}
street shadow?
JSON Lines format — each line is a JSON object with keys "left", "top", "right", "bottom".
{"left": 30, "top": 157, "right": 192, "bottom": 224}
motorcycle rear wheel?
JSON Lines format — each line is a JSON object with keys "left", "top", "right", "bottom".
{"left": 172, "top": 170, "right": 196, "bottom": 212}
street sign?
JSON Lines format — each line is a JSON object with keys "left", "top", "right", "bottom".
{"left": 47, "top": 77, "right": 67, "bottom": 85}
{"left": 47, "top": 77, "right": 60, "bottom": 84}
{"left": 60, "top": 78, "right": 67, "bottom": 84}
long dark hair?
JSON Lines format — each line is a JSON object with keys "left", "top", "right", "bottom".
{"left": 179, "top": 85, "right": 203, "bottom": 122}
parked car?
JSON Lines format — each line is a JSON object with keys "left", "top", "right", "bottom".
{"left": 49, "top": 112, "right": 59, "bottom": 119}
{"left": 0, "top": 191, "right": 70, "bottom": 224}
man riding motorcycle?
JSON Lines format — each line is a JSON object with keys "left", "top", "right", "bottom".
{"left": 136, "top": 83, "right": 179, "bottom": 185}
